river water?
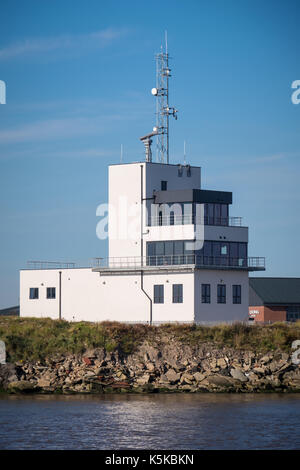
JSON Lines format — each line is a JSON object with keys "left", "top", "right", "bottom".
{"left": 0, "top": 393, "right": 299, "bottom": 449}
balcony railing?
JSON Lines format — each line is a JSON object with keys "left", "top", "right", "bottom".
{"left": 148, "top": 215, "right": 243, "bottom": 227}
{"left": 92, "top": 255, "right": 265, "bottom": 270}
{"left": 26, "top": 261, "right": 76, "bottom": 269}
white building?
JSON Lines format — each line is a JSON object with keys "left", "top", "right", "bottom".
{"left": 20, "top": 160, "right": 265, "bottom": 324}
{"left": 20, "top": 44, "right": 265, "bottom": 324}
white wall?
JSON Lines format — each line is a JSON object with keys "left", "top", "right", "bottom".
{"left": 194, "top": 269, "right": 249, "bottom": 322}
{"left": 20, "top": 269, "right": 62, "bottom": 319}
{"left": 145, "top": 162, "right": 201, "bottom": 197}
{"left": 108, "top": 163, "right": 143, "bottom": 260}
{"left": 20, "top": 268, "right": 195, "bottom": 323}
{"left": 143, "top": 271, "right": 195, "bottom": 323}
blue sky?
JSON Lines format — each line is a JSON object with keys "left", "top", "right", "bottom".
{"left": 0, "top": 0, "right": 300, "bottom": 308}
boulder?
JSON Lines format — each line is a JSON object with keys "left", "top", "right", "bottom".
{"left": 145, "top": 362, "right": 155, "bottom": 372}
{"left": 193, "top": 372, "right": 206, "bottom": 382}
{"left": 216, "top": 358, "right": 227, "bottom": 369}
{"left": 0, "top": 364, "right": 19, "bottom": 388}
{"left": 282, "top": 368, "right": 300, "bottom": 390}
{"left": 8, "top": 380, "right": 38, "bottom": 393}
{"left": 201, "top": 374, "right": 241, "bottom": 389}
{"left": 180, "top": 373, "right": 194, "bottom": 384}
{"left": 165, "top": 369, "right": 181, "bottom": 384}
{"left": 136, "top": 374, "right": 150, "bottom": 385}
{"left": 37, "top": 378, "right": 51, "bottom": 388}
{"left": 230, "top": 368, "right": 248, "bottom": 382}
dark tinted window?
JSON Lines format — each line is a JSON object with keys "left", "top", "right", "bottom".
{"left": 29, "top": 288, "right": 39, "bottom": 299}
{"left": 233, "top": 285, "right": 241, "bottom": 304}
{"left": 173, "top": 284, "right": 183, "bottom": 303}
{"left": 217, "top": 284, "right": 226, "bottom": 304}
{"left": 201, "top": 284, "right": 210, "bottom": 303}
{"left": 47, "top": 287, "right": 56, "bottom": 299}
{"left": 154, "top": 285, "right": 164, "bottom": 304}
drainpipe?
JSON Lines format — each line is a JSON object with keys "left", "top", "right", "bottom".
{"left": 59, "top": 271, "right": 62, "bottom": 320}
{"left": 140, "top": 164, "right": 152, "bottom": 325}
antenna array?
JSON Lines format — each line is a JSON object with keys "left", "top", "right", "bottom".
{"left": 140, "top": 32, "right": 178, "bottom": 164}
{"left": 151, "top": 32, "right": 178, "bottom": 164}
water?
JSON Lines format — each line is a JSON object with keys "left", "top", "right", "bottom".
{"left": 0, "top": 393, "right": 300, "bottom": 449}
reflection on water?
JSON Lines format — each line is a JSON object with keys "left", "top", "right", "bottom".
{"left": 0, "top": 393, "right": 300, "bottom": 449}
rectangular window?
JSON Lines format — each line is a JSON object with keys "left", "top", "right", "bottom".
{"left": 29, "top": 288, "right": 39, "bottom": 299}
{"left": 47, "top": 287, "right": 56, "bottom": 299}
{"left": 161, "top": 180, "right": 167, "bottom": 191}
{"left": 173, "top": 284, "right": 183, "bottom": 303}
{"left": 217, "top": 284, "right": 226, "bottom": 304}
{"left": 201, "top": 284, "right": 211, "bottom": 303}
{"left": 232, "top": 285, "right": 241, "bottom": 304}
{"left": 154, "top": 285, "right": 164, "bottom": 304}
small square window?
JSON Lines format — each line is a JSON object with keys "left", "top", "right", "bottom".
{"left": 29, "top": 288, "right": 39, "bottom": 299}
{"left": 161, "top": 181, "right": 167, "bottom": 191}
{"left": 47, "top": 287, "right": 56, "bottom": 299}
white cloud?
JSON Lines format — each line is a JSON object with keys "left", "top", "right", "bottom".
{"left": 0, "top": 116, "right": 106, "bottom": 143}
{"left": 0, "top": 27, "right": 128, "bottom": 61}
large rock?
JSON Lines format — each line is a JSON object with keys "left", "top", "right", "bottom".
{"left": 216, "top": 358, "right": 227, "bottom": 369}
{"left": 136, "top": 374, "right": 150, "bottom": 385}
{"left": 165, "top": 369, "right": 181, "bottom": 384}
{"left": 282, "top": 368, "right": 300, "bottom": 390}
{"left": 230, "top": 368, "right": 248, "bottom": 382}
{"left": 37, "top": 378, "right": 51, "bottom": 388}
{"left": 0, "top": 364, "right": 19, "bottom": 388}
{"left": 8, "top": 380, "right": 38, "bottom": 393}
{"left": 201, "top": 374, "right": 241, "bottom": 389}
{"left": 180, "top": 373, "right": 194, "bottom": 384}
{"left": 193, "top": 372, "right": 206, "bottom": 383}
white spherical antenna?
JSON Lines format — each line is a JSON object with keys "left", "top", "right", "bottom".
{"left": 151, "top": 87, "right": 158, "bottom": 96}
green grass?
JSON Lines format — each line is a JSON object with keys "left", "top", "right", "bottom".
{"left": 0, "top": 317, "right": 299, "bottom": 362}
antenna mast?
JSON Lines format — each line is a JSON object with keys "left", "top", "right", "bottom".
{"left": 151, "top": 32, "right": 178, "bottom": 164}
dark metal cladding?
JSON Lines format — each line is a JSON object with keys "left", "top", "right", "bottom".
{"left": 154, "top": 189, "right": 232, "bottom": 204}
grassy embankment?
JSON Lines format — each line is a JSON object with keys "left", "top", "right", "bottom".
{"left": 1, "top": 317, "right": 300, "bottom": 363}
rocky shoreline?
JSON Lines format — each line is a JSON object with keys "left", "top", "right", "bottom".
{"left": 1, "top": 336, "right": 300, "bottom": 394}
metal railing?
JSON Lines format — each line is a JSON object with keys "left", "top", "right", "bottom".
{"left": 92, "top": 255, "right": 265, "bottom": 270}
{"left": 26, "top": 261, "right": 76, "bottom": 270}
{"left": 148, "top": 215, "right": 243, "bottom": 227}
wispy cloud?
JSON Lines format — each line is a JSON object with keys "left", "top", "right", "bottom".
{"left": 0, "top": 147, "right": 115, "bottom": 160}
{"left": 0, "top": 27, "right": 128, "bottom": 61}
{"left": 0, "top": 95, "right": 151, "bottom": 145}
{"left": 0, "top": 115, "right": 120, "bottom": 143}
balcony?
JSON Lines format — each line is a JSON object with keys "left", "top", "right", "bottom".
{"left": 148, "top": 215, "right": 244, "bottom": 227}
{"left": 92, "top": 255, "right": 265, "bottom": 273}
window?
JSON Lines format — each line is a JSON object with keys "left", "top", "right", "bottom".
{"left": 201, "top": 284, "right": 211, "bottom": 303}
{"left": 286, "top": 306, "right": 300, "bottom": 322}
{"left": 47, "top": 287, "right": 56, "bottom": 299}
{"left": 173, "top": 284, "right": 183, "bottom": 303}
{"left": 154, "top": 285, "right": 164, "bottom": 303}
{"left": 29, "top": 288, "right": 39, "bottom": 299}
{"left": 232, "top": 285, "right": 241, "bottom": 304}
{"left": 161, "top": 180, "right": 167, "bottom": 191}
{"left": 217, "top": 284, "right": 226, "bottom": 304}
